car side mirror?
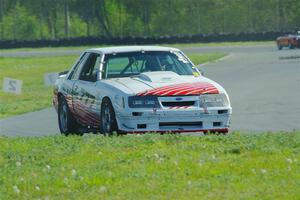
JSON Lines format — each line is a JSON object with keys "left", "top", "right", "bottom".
{"left": 199, "top": 70, "right": 204, "bottom": 76}
{"left": 59, "top": 70, "right": 68, "bottom": 76}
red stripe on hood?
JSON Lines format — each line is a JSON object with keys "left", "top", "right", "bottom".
{"left": 137, "top": 82, "right": 219, "bottom": 96}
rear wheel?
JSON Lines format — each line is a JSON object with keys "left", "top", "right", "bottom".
{"left": 58, "top": 96, "right": 80, "bottom": 135}
{"left": 277, "top": 42, "right": 282, "bottom": 50}
{"left": 100, "top": 98, "right": 118, "bottom": 135}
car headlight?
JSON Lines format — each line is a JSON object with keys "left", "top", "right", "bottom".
{"left": 200, "top": 93, "right": 229, "bottom": 107}
{"left": 128, "top": 96, "right": 160, "bottom": 108}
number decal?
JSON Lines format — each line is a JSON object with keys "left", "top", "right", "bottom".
{"left": 3, "top": 77, "right": 22, "bottom": 94}
{"left": 8, "top": 80, "right": 17, "bottom": 91}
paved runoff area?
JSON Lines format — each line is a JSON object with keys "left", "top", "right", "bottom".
{"left": 0, "top": 45, "right": 299, "bottom": 136}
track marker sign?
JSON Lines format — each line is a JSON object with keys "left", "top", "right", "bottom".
{"left": 44, "top": 72, "right": 59, "bottom": 86}
{"left": 3, "top": 77, "right": 23, "bottom": 95}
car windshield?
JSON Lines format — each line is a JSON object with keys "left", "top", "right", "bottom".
{"left": 103, "top": 51, "right": 196, "bottom": 78}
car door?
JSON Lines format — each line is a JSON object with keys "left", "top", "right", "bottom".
{"left": 72, "top": 52, "right": 102, "bottom": 127}
{"left": 59, "top": 52, "right": 87, "bottom": 112}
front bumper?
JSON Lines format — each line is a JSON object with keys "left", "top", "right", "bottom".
{"left": 116, "top": 107, "right": 231, "bottom": 133}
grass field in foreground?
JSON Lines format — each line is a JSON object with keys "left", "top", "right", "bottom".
{"left": 0, "top": 53, "right": 225, "bottom": 119}
{"left": 0, "top": 132, "right": 299, "bottom": 199}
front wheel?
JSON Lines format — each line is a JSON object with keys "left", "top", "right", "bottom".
{"left": 58, "top": 96, "right": 80, "bottom": 135}
{"left": 100, "top": 98, "right": 118, "bottom": 135}
{"left": 288, "top": 42, "right": 294, "bottom": 49}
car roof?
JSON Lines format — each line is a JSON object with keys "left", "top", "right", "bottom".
{"left": 87, "top": 46, "right": 180, "bottom": 54}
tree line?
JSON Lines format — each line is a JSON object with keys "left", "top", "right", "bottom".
{"left": 0, "top": 0, "right": 299, "bottom": 41}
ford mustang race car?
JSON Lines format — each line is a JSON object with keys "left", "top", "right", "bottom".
{"left": 276, "top": 31, "right": 300, "bottom": 50}
{"left": 53, "top": 46, "right": 232, "bottom": 135}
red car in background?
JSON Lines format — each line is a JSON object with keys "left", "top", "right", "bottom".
{"left": 276, "top": 31, "right": 300, "bottom": 50}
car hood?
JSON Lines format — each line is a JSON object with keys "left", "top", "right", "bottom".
{"left": 103, "top": 71, "right": 226, "bottom": 96}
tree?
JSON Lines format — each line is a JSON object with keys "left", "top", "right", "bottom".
{"left": 2, "top": 3, "right": 39, "bottom": 40}
{"left": 0, "top": 0, "right": 300, "bottom": 41}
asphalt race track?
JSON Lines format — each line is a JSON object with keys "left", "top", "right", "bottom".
{"left": 201, "top": 47, "right": 300, "bottom": 132}
{"left": 0, "top": 45, "right": 299, "bottom": 136}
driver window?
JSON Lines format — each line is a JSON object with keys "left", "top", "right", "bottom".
{"left": 69, "top": 52, "right": 88, "bottom": 80}
{"left": 78, "top": 53, "right": 101, "bottom": 82}
{"left": 158, "top": 55, "right": 174, "bottom": 71}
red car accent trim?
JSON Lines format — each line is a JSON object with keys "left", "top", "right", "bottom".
{"left": 137, "top": 82, "right": 219, "bottom": 96}
{"left": 124, "top": 128, "right": 229, "bottom": 134}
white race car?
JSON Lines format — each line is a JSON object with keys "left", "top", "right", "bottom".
{"left": 53, "top": 46, "right": 232, "bottom": 135}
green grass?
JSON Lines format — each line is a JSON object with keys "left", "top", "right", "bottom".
{"left": 0, "top": 53, "right": 225, "bottom": 119}
{"left": 0, "top": 132, "right": 299, "bottom": 199}
{"left": 0, "top": 41, "right": 274, "bottom": 53}
{"left": 188, "top": 52, "right": 226, "bottom": 65}
{"left": 0, "top": 55, "right": 77, "bottom": 118}
{"left": 168, "top": 41, "right": 274, "bottom": 48}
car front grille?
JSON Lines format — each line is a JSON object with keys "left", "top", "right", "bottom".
{"left": 161, "top": 101, "right": 195, "bottom": 107}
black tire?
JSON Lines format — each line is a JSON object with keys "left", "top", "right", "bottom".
{"left": 58, "top": 96, "right": 80, "bottom": 135}
{"left": 100, "top": 98, "right": 118, "bottom": 135}
{"left": 277, "top": 42, "right": 282, "bottom": 50}
{"left": 288, "top": 41, "right": 294, "bottom": 49}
